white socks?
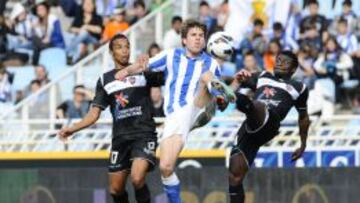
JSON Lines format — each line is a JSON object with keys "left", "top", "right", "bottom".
{"left": 161, "top": 172, "right": 180, "bottom": 186}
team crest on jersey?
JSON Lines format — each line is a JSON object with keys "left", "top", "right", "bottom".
{"left": 263, "top": 87, "right": 276, "bottom": 98}
{"left": 129, "top": 76, "right": 136, "bottom": 85}
{"left": 114, "top": 92, "right": 129, "bottom": 108}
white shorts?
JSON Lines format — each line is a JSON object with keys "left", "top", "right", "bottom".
{"left": 161, "top": 103, "right": 202, "bottom": 143}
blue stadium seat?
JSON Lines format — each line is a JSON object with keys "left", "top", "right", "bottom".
{"left": 38, "top": 47, "right": 74, "bottom": 101}
{"left": 38, "top": 47, "right": 67, "bottom": 79}
{"left": 7, "top": 66, "right": 35, "bottom": 91}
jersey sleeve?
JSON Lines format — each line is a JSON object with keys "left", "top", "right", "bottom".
{"left": 209, "top": 59, "right": 221, "bottom": 78}
{"left": 295, "top": 84, "right": 309, "bottom": 112}
{"left": 148, "top": 50, "right": 168, "bottom": 72}
{"left": 92, "top": 78, "right": 110, "bottom": 110}
{"left": 144, "top": 71, "right": 165, "bottom": 87}
{"left": 240, "top": 71, "right": 260, "bottom": 91}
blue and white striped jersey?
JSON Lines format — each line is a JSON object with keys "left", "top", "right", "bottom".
{"left": 148, "top": 48, "right": 221, "bottom": 115}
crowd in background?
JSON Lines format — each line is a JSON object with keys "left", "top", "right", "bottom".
{"left": 0, "top": 0, "right": 161, "bottom": 66}
{"left": 0, "top": 0, "right": 360, "bottom": 120}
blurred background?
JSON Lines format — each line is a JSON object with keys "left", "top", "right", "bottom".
{"left": 0, "top": 0, "right": 359, "bottom": 202}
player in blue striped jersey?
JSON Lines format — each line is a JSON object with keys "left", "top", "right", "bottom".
{"left": 116, "top": 20, "right": 235, "bottom": 203}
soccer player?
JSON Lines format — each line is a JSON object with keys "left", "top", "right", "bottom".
{"left": 58, "top": 34, "right": 163, "bottom": 203}
{"left": 116, "top": 20, "right": 235, "bottom": 203}
{"left": 228, "top": 51, "right": 311, "bottom": 203}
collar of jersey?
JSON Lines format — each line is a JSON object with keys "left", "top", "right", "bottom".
{"left": 179, "top": 48, "right": 207, "bottom": 60}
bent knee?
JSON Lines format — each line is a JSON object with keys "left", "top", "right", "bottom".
{"left": 131, "top": 174, "right": 145, "bottom": 188}
{"left": 229, "top": 171, "right": 245, "bottom": 185}
{"left": 109, "top": 183, "right": 125, "bottom": 195}
{"left": 159, "top": 162, "right": 174, "bottom": 177}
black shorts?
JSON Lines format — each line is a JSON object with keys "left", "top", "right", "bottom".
{"left": 108, "top": 135, "right": 158, "bottom": 173}
{"left": 231, "top": 108, "right": 281, "bottom": 166}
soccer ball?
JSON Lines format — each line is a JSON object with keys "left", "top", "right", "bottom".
{"left": 207, "top": 32, "right": 234, "bottom": 60}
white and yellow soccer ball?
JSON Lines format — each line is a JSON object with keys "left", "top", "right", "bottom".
{"left": 206, "top": 32, "right": 234, "bottom": 60}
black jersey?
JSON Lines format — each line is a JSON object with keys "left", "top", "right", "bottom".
{"left": 241, "top": 71, "right": 308, "bottom": 121}
{"left": 92, "top": 69, "right": 164, "bottom": 140}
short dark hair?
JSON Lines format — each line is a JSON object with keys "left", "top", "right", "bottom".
{"left": 109, "top": 33, "right": 129, "bottom": 51}
{"left": 147, "top": 43, "right": 161, "bottom": 55}
{"left": 273, "top": 22, "right": 283, "bottom": 31}
{"left": 180, "top": 19, "right": 207, "bottom": 39}
{"left": 243, "top": 50, "right": 255, "bottom": 58}
{"left": 278, "top": 51, "right": 299, "bottom": 69}
{"left": 343, "top": 0, "right": 352, "bottom": 6}
{"left": 338, "top": 17, "right": 348, "bottom": 25}
{"left": 74, "top": 84, "right": 85, "bottom": 92}
{"left": 308, "top": 0, "right": 319, "bottom": 6}
{"left": 172, "top": 16, "right": 182, "bottom": 25}
{"left": 199, "top": 1, "right": 210, "bottom": 7}
{"left": 30, "top": 79, "right": 41, "bottom": 86}
{"left": 253, "top": 18, "right": 264, "bottom": 26}
{"left": 134, "top": 0, "right": 146, "bottom": 9}
{"left": 269, "top": 39, "right": 282, "bottom": 51}
{"left": 36, "top": 1, "right": 50, "bottom": 11}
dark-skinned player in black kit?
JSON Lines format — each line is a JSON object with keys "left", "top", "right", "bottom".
{"left": 228, "top": 51, "right": 311, "bottom": 203}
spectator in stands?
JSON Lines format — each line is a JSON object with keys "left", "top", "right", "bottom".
{"left": 295, "top": 44, "right": 319, "bottom": 89}
{"left": 270, "top": 22, "right": 299, "bottom": 51}
{"left": 147, "top": 42, "right": 161, "bottom": 57}
{"left": 34, "top": 65, "right": 50, "bottom": 86}
{"left": 286, "top": 0, "right": 302, "bottom": 42}
{"left": 67, "top": 0, "right": 103, "bottom": 63}
{"left": 95, "top": 0, "right": 118, "bottom": 17}
{"left": 56, "top": 85, "right": 93, "bottom": 119}
{"left": 29, "top": 79, "right": 41, "bottom": 94}
{"left": 313, "top": 36, "right": 353, "bottom": 108}
{"left": 151, "top": 86, "right": 164, "bottom": 117}
{"left": 163, "top": 16, "right": 182, "bottom": 50}
{"left": 0, "top": 65, "right": 12, "bottom": 103}
{"left": 32, "top": 0, "right": 65, "bottom": 65}
{"left": 314, "top": 37, "right": 353, "bottom": 84}
{"left": 216, "top": 0, "right": 229, "bottom": 29}
{"left": 298, "top": 23, "right": 323, "bottom": 54}
{"left": 28, "top": 79, "right": 49, "bottom": 118}
{"left": 263, "top": 39, "right": 281, "bottom": 72}
{"left": 299, "top": 0, "right": 328, "bottom": 37}
{"left": 6, "top": 3, "right": 36, "bottom": 53}
{"left": 198, "top": 1, "right": 217, "bottom": 35}
{"left": 242, "top": 51, "right": 262, "bottom": 73}
{"left": 101, "top": 7, "right": 129, "bottom": 44}
{"left": 337, "top": 0, "right": 357, "bottom": 34}
{"left": 129, "top": 1, "right": 148, "bottom": 25}
{"left": 336, "top": 18, "right": 358, "bottom": 57}
{"left": 239, "top": 18, "right": 267, "bottom": 66}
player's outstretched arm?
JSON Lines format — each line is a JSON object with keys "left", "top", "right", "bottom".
{"left": 291, "top": 110, "right": 310, "bottom": 161}
{"left": 58, "top": 106, "right": 102, "bottom": 140}
{"left": 115, "top": 54, "right": 149, "bottom": 80}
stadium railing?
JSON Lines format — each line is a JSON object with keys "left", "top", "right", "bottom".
{"left": 1, "top": 115, "right": 359, "bottom": 152}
